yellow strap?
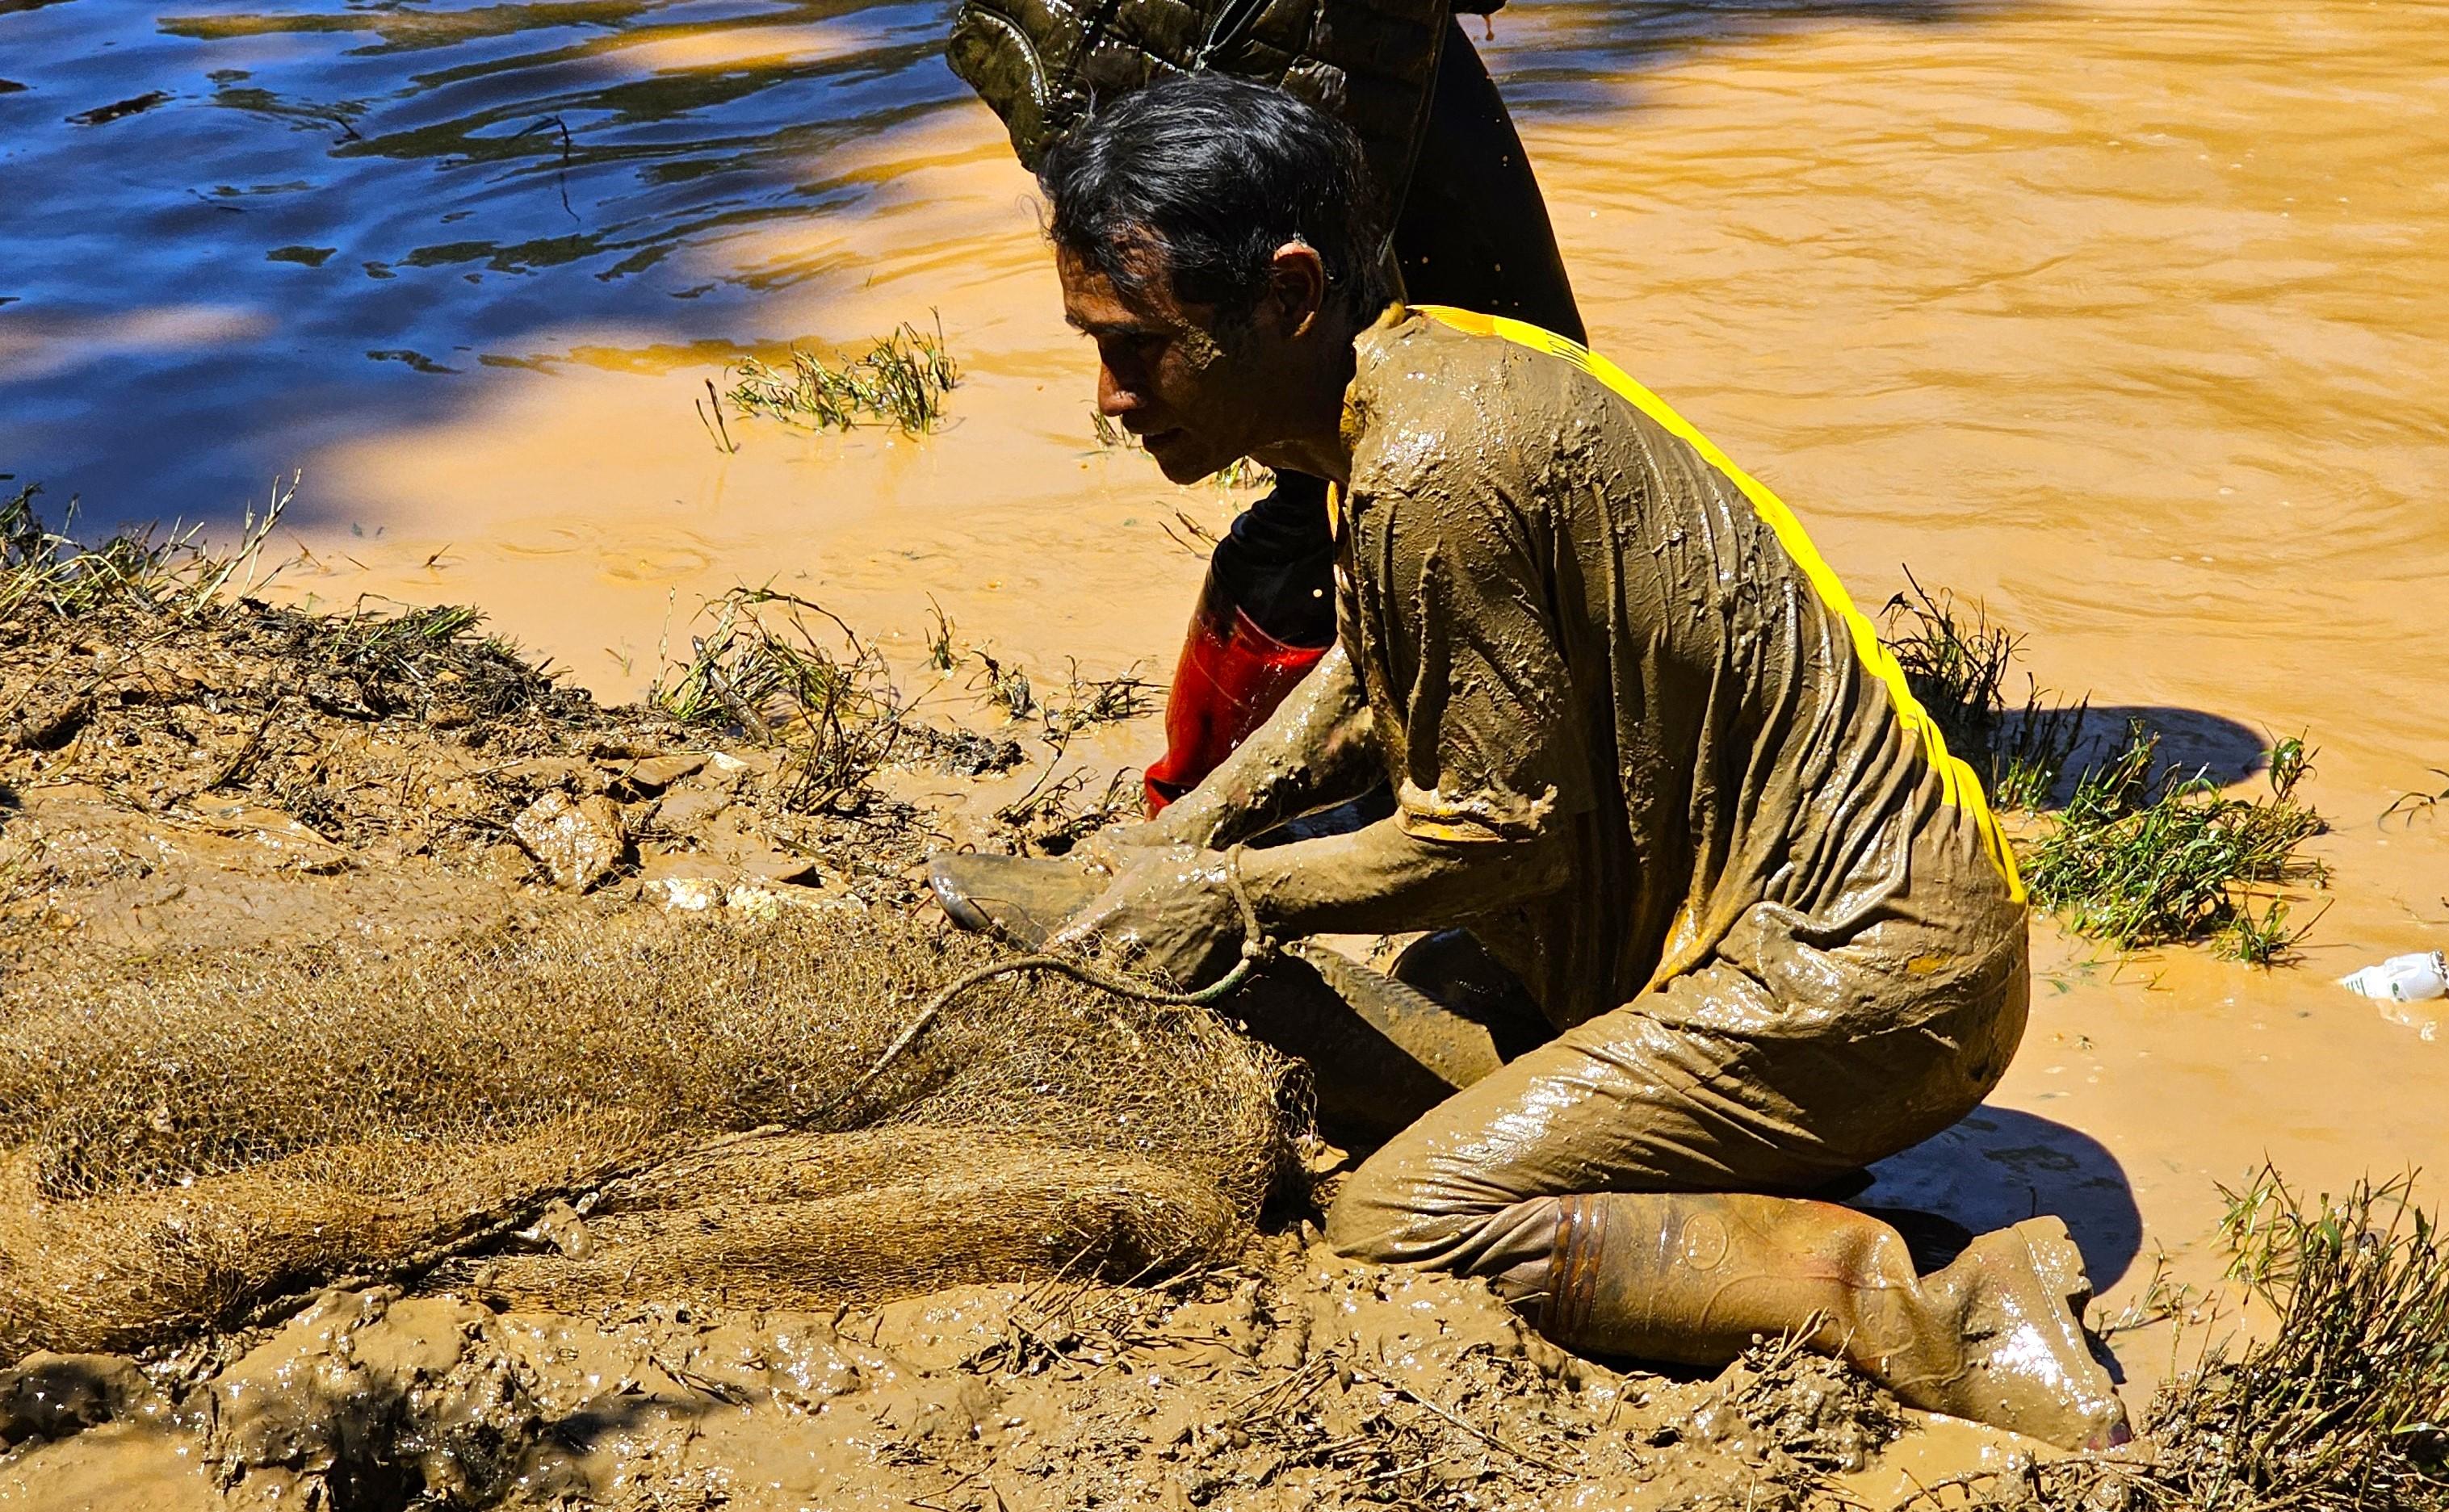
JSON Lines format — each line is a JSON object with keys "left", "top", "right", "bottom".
{"left": 1410, "top": 304, "right": 2023, "bottom": 900}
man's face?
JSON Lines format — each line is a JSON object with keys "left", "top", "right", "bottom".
{"left": 1059, "top": 245, "right": 1284, "bottom": 485}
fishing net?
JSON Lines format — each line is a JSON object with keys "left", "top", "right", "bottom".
{"left": 0, "top": 907, "right": 1306, "bottom": 1362}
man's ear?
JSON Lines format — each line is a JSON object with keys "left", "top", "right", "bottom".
{"left": 1264, "top": 241, "right": 1330, "bottom": 338}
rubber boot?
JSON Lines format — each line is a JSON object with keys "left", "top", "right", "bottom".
{"left": 1144, "top": 570, "right": 1330, "bottom": 814}
{"left": 1541, "top": 1192, "right": 2130, "bottom": 1451}
{"left": 927, "top": 852, "right": 1105, "bottom": 948}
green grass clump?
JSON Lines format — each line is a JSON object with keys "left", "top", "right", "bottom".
{"left": 2166, "top": 1170, "right": 2449, "bottom": 1509}
{"left": 726, "top": 320, "right": 958, "bottom": 434}
{"left": 2023, "top": 721, "right": 2326, "bottom": 961}
{"left": 1880, "top": 573, "right": 2086, "bottom": 810}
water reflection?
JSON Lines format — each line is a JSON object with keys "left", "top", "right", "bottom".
{"left": 0, "top": 0, "right": 2032, "bottom": 525}
{"left": 1, "top": 0, "right": 972, "bottom": 517}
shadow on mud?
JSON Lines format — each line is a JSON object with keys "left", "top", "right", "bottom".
{"left": 1855, "top": 1105, "right": 2142, "bottom": 1294}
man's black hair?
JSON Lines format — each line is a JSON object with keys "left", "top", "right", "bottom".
{"left": 1039, "top": 73, "right": 1391, "bottom": 329}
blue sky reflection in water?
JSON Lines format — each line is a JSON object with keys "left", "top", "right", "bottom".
{"left": 0, "top": 0, "right": 967, "bottom": 523}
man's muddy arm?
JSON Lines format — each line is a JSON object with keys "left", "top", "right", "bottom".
{"left": 1138, "top": 643, "right": 1381, "bottom": 851}
{"left": 1235, "top": 818, "right": 1571, "bottom": 937}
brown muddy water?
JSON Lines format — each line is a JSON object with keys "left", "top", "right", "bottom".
{"left": 5, "top": 0, "right": 2449, "bottom": 1447}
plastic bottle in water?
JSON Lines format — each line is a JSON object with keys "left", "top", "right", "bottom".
{"left": 2338, "top": 950, "right": 2449, "bottom": 1003}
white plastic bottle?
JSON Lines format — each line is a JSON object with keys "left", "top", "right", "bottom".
{"left": 2338, "top": 950, "right": 2449, "bottom": 1003}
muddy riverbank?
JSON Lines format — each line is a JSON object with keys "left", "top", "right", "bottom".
{"left": 7, "top": 0, "right": 2449, "bottom": 1503}
{"left": 2, "top": 523, "right": 2443, "bottom": 1509}
{"left": 0, "top": 545, "right": 2049, "bottom": 1510}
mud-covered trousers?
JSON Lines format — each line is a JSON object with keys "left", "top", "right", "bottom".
{"left": 1238, "top": 850, "right": 2030, "bottom": 1296}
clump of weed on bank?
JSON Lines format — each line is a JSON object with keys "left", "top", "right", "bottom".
{"left": 2, "top": 479, "right": 596, "bottom": 769}
{"left": 650, "top": 587, "right": 925, "bottom": 816}
{"left": 1881, "top": 572, "right": 2087, "bottom": 810}
{"left": 2024, "top": 722, "right": 2325, "bottom": 962}
{"left": 725, "top": 318, "right": 958, "bottom": 434}
{"left": 1879, "top": 572, "right": 2327, "bottom": 962}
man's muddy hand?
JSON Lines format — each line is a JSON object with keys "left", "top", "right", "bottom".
{"left": 1079, "top": 818, "right": 1188, "bottom": 876}
{"left": 1047, "top": 844, "right": 1247, "bottom": 988}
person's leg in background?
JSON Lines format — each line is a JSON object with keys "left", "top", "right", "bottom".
{"left": 1143, "top": 18, "right": 1583, "bottom": 811}
{"left": 1143, "top": 476, "right": 1340, "bottom": 810}
{"left": 1393, "top": 20, "right": 1584, "bottom": 342}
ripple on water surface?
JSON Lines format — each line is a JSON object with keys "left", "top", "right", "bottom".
{"left": 0, "top": 0, "right": 969, "bottom": 510}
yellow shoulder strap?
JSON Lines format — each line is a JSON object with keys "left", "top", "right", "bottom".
{"left": 1409, "top": 304, "right": 2023, "bottom": 900}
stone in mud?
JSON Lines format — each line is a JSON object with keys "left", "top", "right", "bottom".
{"left": 605, "top": 751, "right": 708, "bottom": 795}
{"left": 5, "top": 693, "right": 90, "bottom": 751}
{"left": 511, "top": 790, "right": 629, "bottom": 892}
{"left": 646, "top": 875, "right": 727, "bottom": 911}
{"left": 649, "top": 782, "right": 734, "bottom": 833}
{"left": 0, "top": 1351, "right": 163, "bottom": 1447}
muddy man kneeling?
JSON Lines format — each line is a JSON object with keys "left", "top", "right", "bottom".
{"left": 929, "top": 74, "right": 2129, "bottom": 1451}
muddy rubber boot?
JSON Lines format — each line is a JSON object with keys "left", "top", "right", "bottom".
{"left": 1905, "top": 1216, "right": 2133, "bottom": 1451}
{"left": 1541, "top": 1193, "right": 2129, "bottom": 1451}
{"left": 926, "top": 853, "right": 1104, "bottom": 948}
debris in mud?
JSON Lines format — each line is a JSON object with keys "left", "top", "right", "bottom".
{"left": 0, "top": 494, "right": 1080, "bottom": 965}
{"left": 511, "top": 789, "right": 629, "bottom": 890}
{"left": 0, "top": 1246, "right": 1931, "bottom": 1511}
{"left": 1042, "top": 657, "right": 1161, "bottom": 736}
{"left": 1687, "top": 1325, "right": 1906, "bottom": 1478}
{"left": 994, "top": 756, "right": 1140, "bottom": 856}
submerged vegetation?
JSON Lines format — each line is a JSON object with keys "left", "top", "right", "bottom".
{"left": 725, "top": 319, "right": 959, "bottom": 434}
{"left": 2025, "top": 722, "right": 2326, "bottom": 962}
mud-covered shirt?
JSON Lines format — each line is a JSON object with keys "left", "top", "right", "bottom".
{"left": 1335, "top": 306, "right": 2022, "bottom": 1033}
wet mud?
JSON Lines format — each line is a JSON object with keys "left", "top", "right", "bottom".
{"left": 0, "top": 572, "right": 2092, "bottom": 1509}
{"left": 1, "top": 1247, "right": 2028, "bottom": 1512}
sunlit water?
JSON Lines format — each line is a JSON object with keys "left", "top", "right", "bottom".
{"left": 6, "top": 0, "right": 2449, "bottom": 1332}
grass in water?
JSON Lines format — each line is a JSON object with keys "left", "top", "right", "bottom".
{"left": 727, "top": 319, "right": 958, "bottom": 433}
{"left": 2023, "top": 721, "right": 2326, "bottom": 961}
{"left": 924, "top": 597, "right": 958, "bottom": 673}
{"left": 1043, "top": 659, "right": 1160, "bottom": 737}
{"left": 1879, "top": 572, "right": 2087, "bottom": 810}
{"left": 969, "top": 647, "right": 1035, "bottom": 720}
{"left": 2164, "top": 1170, "right": 2449, "bottom": 1510}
